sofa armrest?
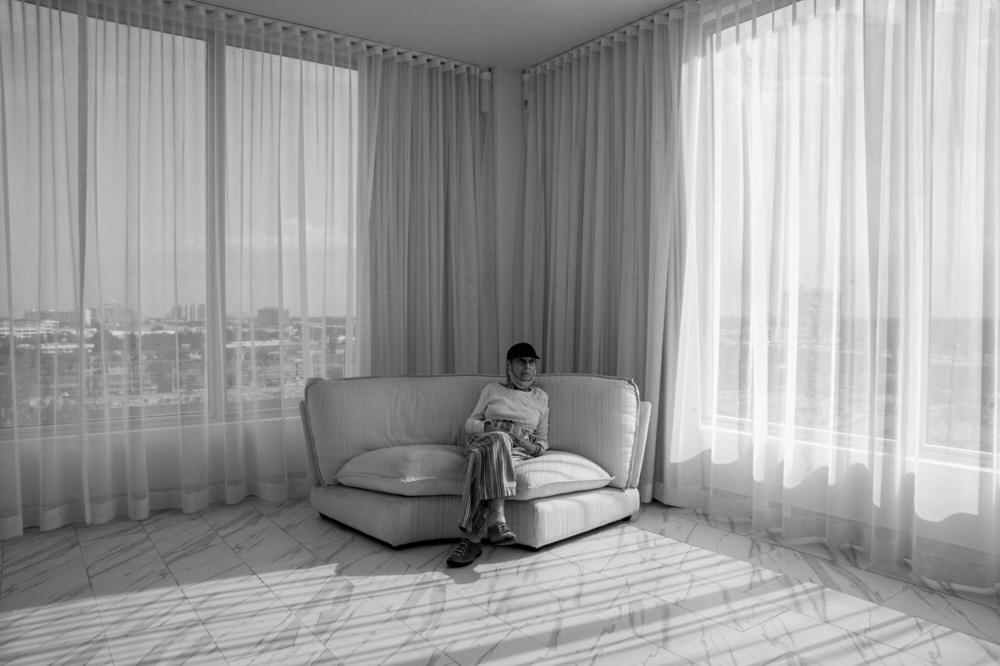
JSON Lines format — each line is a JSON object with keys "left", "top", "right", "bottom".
{"left": 626, "top": 400, "right": 651, "bottom": 488}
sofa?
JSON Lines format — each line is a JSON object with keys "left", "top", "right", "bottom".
{"left": 299, "top": 373, "right": 650, "bottom": 549}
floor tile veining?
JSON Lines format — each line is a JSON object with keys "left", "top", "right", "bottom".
{"left": 1, "top": 499, "right": 999, "bottom": 665}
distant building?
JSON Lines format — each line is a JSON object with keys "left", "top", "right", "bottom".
{"left": 22, "top": 308, "right": 91, "bottom": 326}
{"left": 4, "top": 319, "right": 59, "bottom": 338}
{"left": 96, "top": 301, "right": 136, "bottom": 326}
{"left": 100, "top": 301, "right": 122, "bottom": 324}
{"left": 257, "top": 307, "right": 290, "bottom": 329}
{"left": 171, "top": 303, "right": 207, "bottom": 322}
{"left": 88, "top": 361, "right": 158, "bottom": 396}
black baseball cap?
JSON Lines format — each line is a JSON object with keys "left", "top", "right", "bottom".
{"left": 506, "top": 342, "right": 540, "bottom": 361}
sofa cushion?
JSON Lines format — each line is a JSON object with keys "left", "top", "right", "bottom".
{"left": 534, "top": 375, "right": 641, "bottom": 490}
{"left": 335, "top": 445, "right": 612, "bottom": 501}
{"left": 336, "top": 444, "right": 466, "bottom": 496}
{"left": 513, "top": 451, "right": 613, "bottom": 500}
{"left": 303, "top": 375, "right": 500, "bottom": 485}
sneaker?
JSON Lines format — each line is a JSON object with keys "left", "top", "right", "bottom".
{"left": 485, "top": 521, "right": 517, "bottom": 546}
{"left": 446, "top": 538, "right": 483, "bottom": 567}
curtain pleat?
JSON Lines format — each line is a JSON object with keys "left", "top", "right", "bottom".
{"left": 358, "top": 52, "right": 496, "bottom": 376}
{"left": 521, "top": 18, "right": 684, "bottom": 502}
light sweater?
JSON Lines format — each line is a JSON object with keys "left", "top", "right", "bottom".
{"left": 465, "top": 383, "right": 549, "bottom": 452}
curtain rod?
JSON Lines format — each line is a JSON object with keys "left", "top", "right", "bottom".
{"left": 524, "top": 0, "right": 688, "bottom": 73}
{"left": 167, "top": 0, "right": 490, "bottom": 72}
{"left": 524, "top": 0, "right": 803, "bottom": 74}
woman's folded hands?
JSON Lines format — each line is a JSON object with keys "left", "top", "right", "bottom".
{"left": 486, "top": 419, "right": 542, "bottom": 455}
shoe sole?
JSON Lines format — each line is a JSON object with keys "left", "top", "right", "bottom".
{"left": 446, "top": 549, "right": 483, "bottom": 568}
{"left": 484, "top": 535, "right": 517, "bottom": 546}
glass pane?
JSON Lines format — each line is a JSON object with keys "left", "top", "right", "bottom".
{"left": 82, "top": 17, "right": 208, "bottom": 422}
{"left": 223, "top": 45, "right": 356, "bottom": 414}
{"left": 0, "top": 6, "right": 209, "bottom": 429}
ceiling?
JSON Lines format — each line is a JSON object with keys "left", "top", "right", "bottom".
{"left": 205, "top": 0, "right": 674, "bottom": 69}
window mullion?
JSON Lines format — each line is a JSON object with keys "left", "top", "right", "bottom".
{"left": 205, "top": 24, "right": 226, "bottom": 419}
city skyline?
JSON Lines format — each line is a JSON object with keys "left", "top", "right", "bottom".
{"left": 2, "top": 301, "right": 348, "bottom": 324}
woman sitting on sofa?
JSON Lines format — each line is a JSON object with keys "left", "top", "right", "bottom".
{"left": 445, "top": 342, "right": 549, "bottom": 567}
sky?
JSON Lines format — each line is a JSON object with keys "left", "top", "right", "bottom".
{"left": 2, "top": 9, "right": 357, "bottom": 320}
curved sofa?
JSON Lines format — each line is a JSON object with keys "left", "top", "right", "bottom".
{"left": 299, "top": 373, "right": 650, "bottom": 549}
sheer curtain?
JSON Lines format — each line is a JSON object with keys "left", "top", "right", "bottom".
{"left": 523, "top": 0, "right": 1000, "bottom": 588}
{"left": 357, "top": 50, "right": 497, "bottom": 376}
{"left": 668, "top": 0, "right": 1000, "bottom": 588}
{"left": 0, "top": 0, "right": 358, "bottom": 538}
{"left": 520, "top": 18, "right": 686, "bottom": 503}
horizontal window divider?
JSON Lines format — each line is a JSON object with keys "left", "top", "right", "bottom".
{"left": 0, "top": 405, "right": 301, "bottom": 442}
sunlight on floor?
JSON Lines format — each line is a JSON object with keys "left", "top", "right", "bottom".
{"left": 2, "top": 498, "right": 999, "bottom": 664}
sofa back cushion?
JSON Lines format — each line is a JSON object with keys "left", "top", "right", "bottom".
{"left": 301, "top": 373, "right": 642, "bottom": 489}
{"left": 303, "top": 375, "right": 498, "bottom": 485}
{"left": 534, "top": 374, "right": 641, "bottom": 490}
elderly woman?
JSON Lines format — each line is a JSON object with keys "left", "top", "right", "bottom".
{"left": 445, "top": 342, "right": 549, "bottom": 567}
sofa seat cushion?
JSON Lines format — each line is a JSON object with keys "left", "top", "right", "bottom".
{"left": 335, "top": 445, "right": 613, "bottom": 500}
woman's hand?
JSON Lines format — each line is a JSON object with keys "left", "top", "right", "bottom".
{"left": 486, "top": 420, "right": 542, "bottom": 455}
{"left": 486, "top": 419, "right": 517, "bottom": 436}
{"left": 523, "top": 439, "right": 542, "bottom": 456}
{"left": 515, "top": 432, "right": 541, "bottom": 456}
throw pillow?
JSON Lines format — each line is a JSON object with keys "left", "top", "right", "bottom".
{"left": 336, "top": 444, "right": 466, "bottom": 496}
{"left": 514, "top": 451, "right": 613, "bottom": 500}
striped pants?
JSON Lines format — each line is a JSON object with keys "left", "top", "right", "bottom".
{"left": 458, "top": 430, "right": 532, "bottom": 536}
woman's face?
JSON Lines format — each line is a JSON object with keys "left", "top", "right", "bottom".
{"left": 507, "top": 356, "right": 537, "bottom": 384}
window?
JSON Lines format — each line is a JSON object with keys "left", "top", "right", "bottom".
{"left": 0, "top": 1, "right": 358, "bottom": 432}
{"left": 221, "top": 43, "right": 356, "bottom": 414}
{"left": 702, "top": 0, "right": 999, "bottom": 455}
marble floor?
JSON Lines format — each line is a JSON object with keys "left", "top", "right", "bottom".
{"left": 2, "top": 499, "right": 1000, "bottom": 666}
